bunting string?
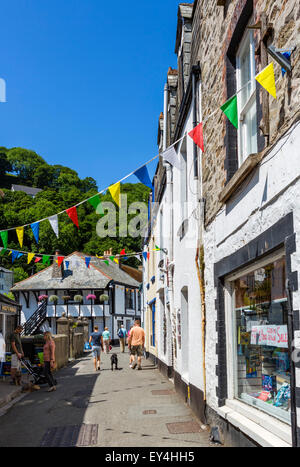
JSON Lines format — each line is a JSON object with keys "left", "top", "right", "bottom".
{"left": 0, "top": 62, "right": 282, "bottom": 250}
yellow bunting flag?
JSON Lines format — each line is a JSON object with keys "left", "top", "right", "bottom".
{"left": 108, "top": 182, "right": 121, "bottom": 207}
{"left": 27, "top": 253, "right": 35, "bottom": 264}
{"left": 16, "top": 226, "right": 24, "bottom": 248}
{"left": 255, "top": 62, "right": 277, "bottom": 99}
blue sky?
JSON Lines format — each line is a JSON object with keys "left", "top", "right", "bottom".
{"left": 0, "top": 0, "right": 182, "bottom": 189}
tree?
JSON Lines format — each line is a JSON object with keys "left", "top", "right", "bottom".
{"left": 6, "top": 148, "right": 46, "bottom": 184}
{"left": 0, "top": 152, "right": 12, "bottom": 177}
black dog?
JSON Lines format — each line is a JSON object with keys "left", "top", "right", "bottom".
{"left": 111, "top": 353, "right": 118, "bottom": 371}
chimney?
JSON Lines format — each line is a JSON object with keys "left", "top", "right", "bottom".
{"left": 52, "top": 249, "right": 64, "bottom": 279}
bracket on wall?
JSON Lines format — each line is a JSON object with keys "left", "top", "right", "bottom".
{"left": 267, "top": 45, "right": 293, "bottom": 73}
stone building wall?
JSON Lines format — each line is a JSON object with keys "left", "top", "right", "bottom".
{"left": 191, "top": 0, "right": 300, "bottom": 226}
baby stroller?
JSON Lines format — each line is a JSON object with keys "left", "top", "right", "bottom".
{"left": 20, "top": 358, "right": 49, "bottom": 386}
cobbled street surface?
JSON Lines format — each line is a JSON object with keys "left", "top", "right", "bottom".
{"left": 0, "top": 348, "right": 217, "bottom": 447}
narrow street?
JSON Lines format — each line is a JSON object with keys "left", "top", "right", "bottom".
{"left": 0, "top": 348, "right": 215, "bottom": 448}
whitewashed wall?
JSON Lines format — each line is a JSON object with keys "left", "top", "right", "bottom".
{"left": 204, "top": 121, "right": 300, "bottom": 412}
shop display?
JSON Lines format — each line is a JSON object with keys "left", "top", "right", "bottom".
{"left": 233, "top": 256, "right": 291, "bottom": 423}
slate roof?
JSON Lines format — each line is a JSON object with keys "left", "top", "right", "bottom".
{"left": 11, "top": 252, "right": 140, "bottom": 291}
{"left": 0, "top": 267, "right": 13, "bottom": 274}
{"left": 11, "top": 184, "right": 42, "bottom": 196}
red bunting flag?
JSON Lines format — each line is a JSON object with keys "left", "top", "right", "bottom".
{"left": 188, "top": 122, "right": 204, "bottom": 152}
{"left": 35, "top": 257, "right": 42, "bottom": 263}
{"left": 57, "top": 256, "right": 64, "bottom": 267}
{"left": 147, "top": 252, "right": 150, "bottom": 260}
{"left": 66, "top": 206, "right": 79, "bottom": 228}
{"left": 120, "top": 249, "right": 125, "bottom": 255}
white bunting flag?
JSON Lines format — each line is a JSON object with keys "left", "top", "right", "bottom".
{"left": 162, "top": 146, "right": 181, "bottom": 170}
{"left": 48, "top": 215, "right": 59, "bottom": 238}
{"left": 135, "top": 254, "right": 142, "bottom": 262}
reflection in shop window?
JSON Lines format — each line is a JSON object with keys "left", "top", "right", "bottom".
{"left": 233, "top": 256, "right": 291, "bottom": 424}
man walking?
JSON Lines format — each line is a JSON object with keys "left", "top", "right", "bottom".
{"left": 117, "top": 325, "right": 127, "bottom": 353}
{"left": 127, "top": 320, "right": 145, "bottom": 370}
{"left": 89, "top": 325, "right": 103, "bottom": 371}
{"left": 9, "top": 325, "right": 24, "bottom": 385}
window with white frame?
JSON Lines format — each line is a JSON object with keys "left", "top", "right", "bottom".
{"left": 236, "top": 28, "right": 257, "bottom": 165}
{"left": 180, "top": 138, "right": 188, "bottom": 222}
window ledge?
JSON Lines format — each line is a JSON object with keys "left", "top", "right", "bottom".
{"left": 217, "top": 399, "right": 291, "bottom": 447}
{"left": 219, "top": 153, "right": 262, "bottom": 204}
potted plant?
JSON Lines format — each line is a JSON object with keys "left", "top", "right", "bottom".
{"left": 38, "top": 295, "right": 48, "bottom": 308}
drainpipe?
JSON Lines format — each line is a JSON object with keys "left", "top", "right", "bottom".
{"left": 192, "top": 64, "right": 207, "bottom": 413}
{"left": 286, "top": 277, "right": 298, "bottom": 447}
{"left": 163, "top": 81, "right": 175, "bottom": 371}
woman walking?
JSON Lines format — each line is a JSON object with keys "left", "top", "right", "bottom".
{"left": 102, "top": 327, "right": 111, "bottom": 354}
{"left": 43, "top": 331, "right": 56, "bottom": 392}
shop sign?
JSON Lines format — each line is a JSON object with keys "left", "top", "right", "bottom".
{"left": 126, "top": 310, "right": 135, "bottom": 315}
{"left": 250, "top": 324, "right": 288, "bottom": 348}
{"left": 0, "top": 304, "right": 17, "bottom": 314}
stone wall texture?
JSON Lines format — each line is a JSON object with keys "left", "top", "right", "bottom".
{"left": 190, "top": 0, "right": 300, "bottom": 226}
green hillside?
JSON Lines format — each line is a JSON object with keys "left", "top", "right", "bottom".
{"left": 0, "top": 147, "right": 150, "bottom": 282}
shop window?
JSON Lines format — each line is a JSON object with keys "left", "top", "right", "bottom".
{"left": 231, "top": 255, "right": 290, "bottom": 424}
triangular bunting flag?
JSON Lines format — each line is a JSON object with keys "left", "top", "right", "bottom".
{"left": 85, "top": 257, "right": 91, "bottom": 268}
{"left": 16, "top": 226, "right": 24, "bottom": 248}
{"left": 108, "top": 182, "right": 121, "bottom": 207}
{"left": 255, "top": 62, "right": 276, "bottom": 99}
{"left": 133, "top": 166, "right": 153, "bottom": 190}
{"left": 120, "top": 249, "right": 125, "bottom": 255}
{"left": 113, "top": 258, "right": 119, "bottom": 264}
{"left": 109, "top": 256, "right": 115, "bottom": 263}
{"left": 147, "top": 252, "right": 150, "bottom": 260}
{"left": 220, "top": 95, "right": 238, "bottom": 129}
{"left": 0, "top": 231, "right": 8, "bottom": 249}
{"left": 66, "top": 206, "right": 79, "bottom": 228}
{"left": 11, "top": 250, "right": 21, "bottom": 263}
{"left": 65, "top": 261, "right": 70, "bottom": 270}
{"left": 188, "top": 122, "right": 204, "bottom": 152}
{"left": 142, "top": 252, "right": 148, "bottom": 261}
{"left": 88, "top": 195, "right": 104, "bottom": 216}
{"left": 31, "top": 222, "right": 40, "bottom": 244}
{"left": 162, "top": 146, "right": 181, "bottom": 170}
{"left": 135, "top": 254, "right": 142, "bottom": 262}
{"left": 35, "top": 257, "right": 42, "bottom": 263}
{"left": 104, "top": 260, "right": 109, "bottom": 266}
{"left": 57, "top": 256, "right": 64, "bottom": 267}
{"left": 48, "top": 215, "right": 59, "bottom": 238}
{"left": 42, "top": 255, "right": 51, "bottom": 265}
{"left": 27, "top": 253, "right": 35, "bottom": 264}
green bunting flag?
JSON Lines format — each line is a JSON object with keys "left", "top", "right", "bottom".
{"left": 220, "top": 95, "right": 238, "bottom": 129}
{"left": 42, "top": 255, "right": 51, "bottom": 266}
{"left": 104, "top": 260, "right": 109, "bottom": 266}
{"left": 0, "top": 231, "right": 8, "bottom": 249}
{"left": 88, "top": 195, "right": 104, "bottom": 215}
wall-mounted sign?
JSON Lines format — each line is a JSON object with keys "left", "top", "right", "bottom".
{"left": 0, "top": 304, "right": 17, "bottom": 315}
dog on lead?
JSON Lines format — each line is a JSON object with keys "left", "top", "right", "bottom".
{"left": 110, "top": 353, "right": 118, "bottom": 371}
